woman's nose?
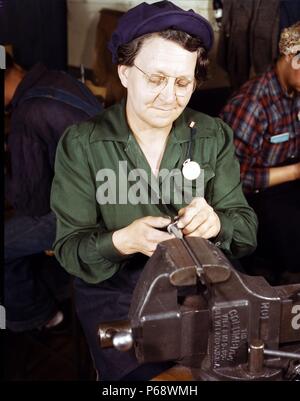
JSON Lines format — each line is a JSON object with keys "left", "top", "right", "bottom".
{"left": 158, "top": 78, "right": 177, "bottom": 103}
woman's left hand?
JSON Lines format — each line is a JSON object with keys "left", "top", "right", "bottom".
{"left": 177, "top": 197, "right": 221, "bottom": 239}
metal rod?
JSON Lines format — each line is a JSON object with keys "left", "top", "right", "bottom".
{"left": 264, "top": 349, "right": 300, "bottom": 359}
{"left": 167, "top": 222, "right": 204, "bottom": 279}
{"left": 180, "top": 238, "right": 206, "bottom": 285}
{"left": 80, "top": 63, "right": 85, "bottom": 84}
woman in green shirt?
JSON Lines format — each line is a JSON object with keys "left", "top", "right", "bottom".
{"left": 51, "top": 1, "right": 257, "bottom": 381}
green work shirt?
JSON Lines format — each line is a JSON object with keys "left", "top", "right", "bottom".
{"left": 51, "top": 101, "right": 258, "bottom": 284}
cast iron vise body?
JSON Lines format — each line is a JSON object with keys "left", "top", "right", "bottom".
{"left": 99, "top": 237, "right": 300, "bottom": 380}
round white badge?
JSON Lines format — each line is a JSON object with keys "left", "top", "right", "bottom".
{"left": 182, "top": 159, "right": 201, "bottom": 180}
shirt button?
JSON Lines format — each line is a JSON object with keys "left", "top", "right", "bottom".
{"left": 254, "top": 189, "right": 260, "bottom": 194}
{"left": 215, "top": 241, "right": 221, "bottom": 247}
{"left": 290, "top": 154, "right": 295, "bottom": 159}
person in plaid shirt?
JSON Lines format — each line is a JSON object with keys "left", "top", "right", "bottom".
{"left": 220, "top": 22, "right": 300, "bottom": 281}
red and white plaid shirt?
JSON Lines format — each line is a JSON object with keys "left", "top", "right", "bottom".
{"left": 220, "top": 68, "right": 300, "bottom": 194}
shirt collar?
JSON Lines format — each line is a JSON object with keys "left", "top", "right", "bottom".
{"left": 90, "top": 99, "right": 210, "bottom": 144}
{"left": 90, "top": 98, "right": 129, "bottom": 143}
{"left": 268, "top": 66, "right": 298, "bottom": 101}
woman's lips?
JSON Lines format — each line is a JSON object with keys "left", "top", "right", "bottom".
{"left": 154, "top": 107, "right": 175, "bottom": 111}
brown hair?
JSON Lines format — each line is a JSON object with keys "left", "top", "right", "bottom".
{"left": 117, "top": 29, "right": 209, "bottom": 89}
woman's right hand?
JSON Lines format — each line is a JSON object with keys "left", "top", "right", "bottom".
{"left": 112, "top": 216, "right": 175, "bottom": 257}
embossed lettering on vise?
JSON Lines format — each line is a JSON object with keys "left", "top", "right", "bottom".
{"left": 212, "top": 306, "right": 248, "bottom": 369}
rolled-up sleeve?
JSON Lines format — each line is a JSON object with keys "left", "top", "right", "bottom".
{"left": 220, "top": 99, "right": 269, "bottom": 193}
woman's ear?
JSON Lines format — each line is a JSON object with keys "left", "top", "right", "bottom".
{"left": 118, "top": 65, "right": 129, "bottom": 88}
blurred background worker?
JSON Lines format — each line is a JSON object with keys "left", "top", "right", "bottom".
{"left": 220, "top": 22, "right": 300, "bottom": 283}
{"left": 4, "top": 53, "right": 102, "bottom": 332}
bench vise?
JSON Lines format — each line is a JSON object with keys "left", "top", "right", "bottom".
{"left": 98, "top": 237, "right": 300, "bottom": 380}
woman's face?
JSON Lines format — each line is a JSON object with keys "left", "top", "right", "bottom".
{"left": 118, "top": 36, "right": 197, "bottom": 131}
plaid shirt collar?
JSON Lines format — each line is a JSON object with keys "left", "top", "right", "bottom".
{"left": 268, "top": 66, "right": 299, "bottom": 101}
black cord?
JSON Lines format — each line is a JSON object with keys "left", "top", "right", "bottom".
{"left": 186, "top": 125, "right": 197, "bottom": 161}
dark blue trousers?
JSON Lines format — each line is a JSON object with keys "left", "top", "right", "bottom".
{"left": 4, "top": 211, "right": 70, "bottom": 331}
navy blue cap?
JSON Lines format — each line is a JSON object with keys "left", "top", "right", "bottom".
{"left": 108, "top": 1, "right": 214, "bottom": 64}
